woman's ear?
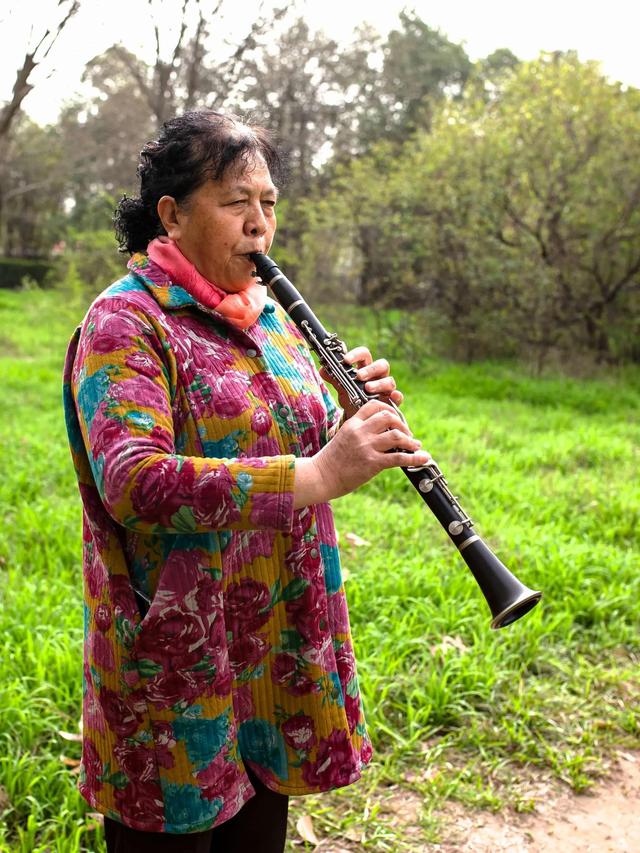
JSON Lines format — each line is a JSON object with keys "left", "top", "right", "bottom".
{"left": 157, "top": 196, "right": 182, "bottom": 240}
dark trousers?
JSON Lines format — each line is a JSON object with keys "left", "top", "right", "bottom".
{"left": 104, "top": 766, "right": 289, "bottom": 853}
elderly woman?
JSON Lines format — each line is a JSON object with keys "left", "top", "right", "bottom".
{"left": 63, "top": 109, "right": 429, "bottom": 852}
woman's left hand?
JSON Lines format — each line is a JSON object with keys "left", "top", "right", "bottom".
{"left": 320, "top": 346, "right": 404, "bottom": 419}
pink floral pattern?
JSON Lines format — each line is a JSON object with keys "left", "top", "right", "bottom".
{"left": 63, "top": 254, "right": 372, "bottom": 833}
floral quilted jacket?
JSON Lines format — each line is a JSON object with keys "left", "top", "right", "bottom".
{"left": 62, "top": 254, "right": 372, "bottom": 833}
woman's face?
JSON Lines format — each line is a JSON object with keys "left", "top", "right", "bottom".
{"left": 159, "top": 156, "right": 278, "bottom": 292}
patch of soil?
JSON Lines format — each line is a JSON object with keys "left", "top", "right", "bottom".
{"left": 290, "top": 751, "right": 640, "bottom": 851}
{"left": 439, "top": 750, "right": 640, "bottom": 852}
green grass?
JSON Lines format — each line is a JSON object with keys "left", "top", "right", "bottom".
{"left": 0, "top": 287, "right": 638, "bottom": 851}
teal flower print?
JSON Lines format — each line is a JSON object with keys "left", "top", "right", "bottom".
{"left": 77, "top": 366, "right": 112, "bottom": 429}
{"left": 238, "top": 718, "right": 288, "bottom": 780}
{"left": 321, "top": 543, "right": 342, "bottom": 595}
{"left": 173, "top": 710, "right": 231, "bottom": 770}
{"left": 162, "top": 781, "right": 223, "bottom": 833}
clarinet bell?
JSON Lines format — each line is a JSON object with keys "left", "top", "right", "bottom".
{"left": 458, "top": 537, "right": 542, "bottom": 629}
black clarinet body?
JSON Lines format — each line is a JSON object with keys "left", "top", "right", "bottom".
{"left": 250, "top": 252, "right": 542, "bottom": 629}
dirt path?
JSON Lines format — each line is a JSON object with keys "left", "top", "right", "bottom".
{"left": 292, "top": 750, "right": 640, "bottom": 851}
{"left": 439, "top": 750, "right": 640, "bottom": 852}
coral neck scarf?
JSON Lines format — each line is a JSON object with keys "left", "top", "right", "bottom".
{"left": 147, "top": 236, "right": 266, "bottom": 330}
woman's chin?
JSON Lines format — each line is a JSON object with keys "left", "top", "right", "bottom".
{"left": 216, "top": 258, "right": 259, "bottom": 292}
{"left": 218, "top": 277, "right": 254, "bottom": 294}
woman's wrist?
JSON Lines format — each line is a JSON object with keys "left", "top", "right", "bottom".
{"left": 293, "top": 456, "right": 330, "bottom": 508}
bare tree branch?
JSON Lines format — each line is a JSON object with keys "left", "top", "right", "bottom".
{"left": 0, "top": 1, "right": 80, "bottom": 141}
{"left": 185, "top": 3, "right": 209, "bottom": 106}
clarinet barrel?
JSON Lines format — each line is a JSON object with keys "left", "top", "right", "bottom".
{"left": 250, "top": 252, "right": 542, "bottom": 629}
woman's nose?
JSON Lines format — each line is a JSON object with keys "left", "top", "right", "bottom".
{"left": 245, "top": 204, "right": 267, "bottom": 237}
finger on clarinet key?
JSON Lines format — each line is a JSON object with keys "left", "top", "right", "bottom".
{"left": 356, "top": 358, "right": 390, "bottom": 380}
{"left": 363, "top": 376, "right": 396, "bottom": 395}
{"left": 364, "top": 403, "right": 412, "bottom": 435}
{"left": 343, "top": 346, "right": 373, "bottom": 367}
{"left": 390, "top": 448, "right": 431, "bottom": 468}
{"left": 408, "top": 449, "right": 431, "bottom": 466}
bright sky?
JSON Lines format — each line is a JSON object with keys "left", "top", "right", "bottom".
{"left": 2, "top": 0, "right": 639, "bottom": 125}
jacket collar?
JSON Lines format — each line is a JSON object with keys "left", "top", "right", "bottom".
{"left": 126, "top": 252, "right": 273, "bottom": 350}
{"left": 128, "top": 252, "right": 200, "bottom": 311}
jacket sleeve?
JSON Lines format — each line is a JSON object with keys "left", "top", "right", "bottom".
{"left": 70, "top": 300, "right": 295, "bottom": 534}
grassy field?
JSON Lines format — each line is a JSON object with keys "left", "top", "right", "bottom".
{"left": 0, "top": 286, "right": 638, "bottom": 852}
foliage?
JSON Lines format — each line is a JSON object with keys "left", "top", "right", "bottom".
{"left": 57, "top": 86, "right": 153, "bottom": 218}
{"left": 373, "top": 10, "right": 473, "bottom": 141}
{"left": 467, "top": 47, "right": 521, "bottom": 101}
{"left": 0, "top": 118, "right": 69, "bottom": 258}
{"left": 1, "top": 7, "right": 638, "bottom": 365}
{"left": 0, "top": 288, "right": 638, "bottom": 851}
{"left": 49, "top": 229, "right": 128, "bottom": 300}
{"left": 299, "top": 53, "right": 640, "bottom": 365}
{"left": 0, "top": 257, "right": 52, "bottom": 289}
{"left": 236, "top": 18, "right": 344, "bottom": 197}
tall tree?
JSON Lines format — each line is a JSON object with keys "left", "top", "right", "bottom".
{"left": 300, "top": 53, "right": 640, "bottom": 363}
{"left": 98, "top": 0, "right": 291, "bottom": 126}
{"left": 0, "top": 0, "right": 80, "bottom": 254}
{"left": 54, "top": 0, "right": 293, "bottom": 233}
{"left": 1, "top": 117, "right": 68, "bottom": 257}
{"left": 232, "top": 17, "right": 356, "bottom": 271}
{"left": 311, "top": 23, "right": 384, "bottom": 164}
{"left": 237, "top": 18, "right": 343, "bottom": 195}
{"left": 330, "top": 13, "right": 473, "bottom": 160}
{"left": 60, "top": 48, "right": 157, "bottom": 220}
{"left": 379, "top": 10, "right": 472, "bottom": 139}
{"left": 0, "top": 1, "right": 80, "bottom": 153}
{"left": 315, "top": 10, "right": 474, "bottom": 302}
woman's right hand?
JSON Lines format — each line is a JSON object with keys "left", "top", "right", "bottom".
{"left": 293, "top": 399, "right": 432, "bottom": 508}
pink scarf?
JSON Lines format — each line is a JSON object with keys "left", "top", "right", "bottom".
{"left": 147, "top": 237, "right": 266, "bottom": 330}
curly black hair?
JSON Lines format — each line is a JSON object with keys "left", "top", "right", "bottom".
{"left": 114, "top": 110, "right": 285, "bottom": 254}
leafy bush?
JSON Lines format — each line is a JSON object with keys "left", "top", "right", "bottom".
{"left": 300, "top": 54, "right": 640, "bottom": 365}
{"left": 0, "top": 258, "right": 52, "bottom": 289}
{"left": 49, "top": 229, "right": 128, "bottom": 299}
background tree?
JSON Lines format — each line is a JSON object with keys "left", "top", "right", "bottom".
{"left": 52, "top": 0, "right": 293, "bottom": 228}
{"left": 1, "top": 117, "right": 69, "bottom": 258}
{"left": 237, "top": 18, "right": 342, "bottom": 195}
{"left": 99, "top": 0, "right": 291, "bottom": 126}
{"left": 486, "top": 53, "right": 640, "bottom": 362}
{"left": 0, "top": 0, "right": 80, "bottom": 255}
{"left": 300, "top": 53, "right": 640, "bottom": 364}
{"left": 234, "top": 17, "right": 350, "bottom": 272}
{"left": 363, "top": 10, "right": 472, "bottom": 145}
{"left": 0, "top": 1, "right": 79, "bottom": 154}
{"left": 57, "top": 51, "right": 156, "bottom": 229}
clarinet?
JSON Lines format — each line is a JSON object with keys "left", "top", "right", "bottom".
{"left": 250, "top": 251, "right": 542, "bottom": 629}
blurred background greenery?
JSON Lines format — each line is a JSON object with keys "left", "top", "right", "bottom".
{"left": 1, "top": 1, "right": 639, "bottom": 369}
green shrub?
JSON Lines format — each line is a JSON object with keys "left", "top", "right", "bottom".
{"left": 0, "top": 258, "right": 52, "bottom": 289}
{"left": 48, "top": 229, "right": 128, "bottom": 298}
